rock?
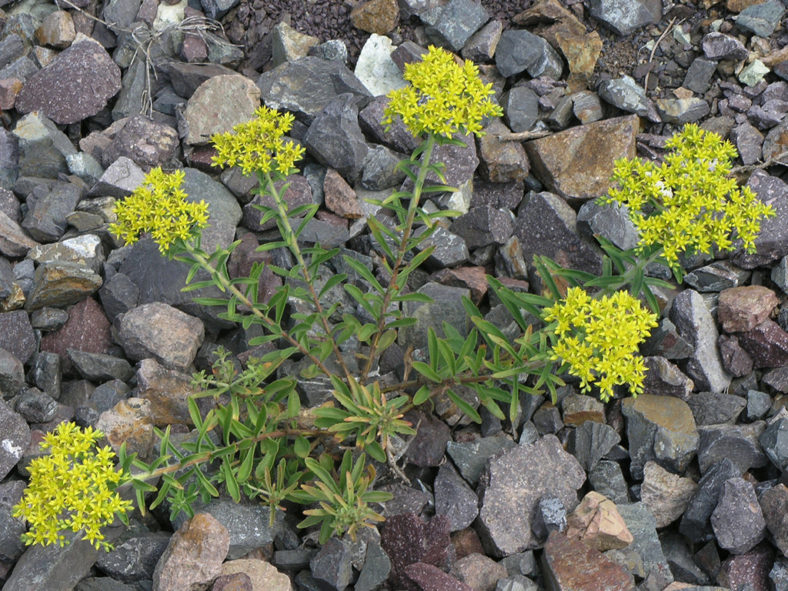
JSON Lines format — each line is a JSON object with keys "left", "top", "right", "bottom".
{"left": 642, "top": 356, "right": 694, "bottom": 400}
{"left": 25, "top": 262, "right": 102, "bottom": 312}
{"left": 451, "top": 205, "right": 513, "bottom": 249}
{"left": 711, "top": 477, "right": 766, "bottom": 554}
{"left": 588, "top": 0, "right": 661, "bottom": 35}
{"left": 542, "top": 530, "right": 634, "bottom": 591}
{"left": 733, "top": 0, "right": 785, "bottom": 37}
{"left": 514, "top": 191, "right": 603, "bottom": 275}
{"left": 738, "top": 320, "right": 788, "bottom": 368}
{"left": 304, "top": 94, "right": 369, "bottom": 184}
{"left": 616, "top": 503, "right": 673, "bottom": 587}
{"left": 718, "top": 285, "right": 778, "bottom": 333}
{"left": 732, "top": 171, "right": 788, "bottom": 269}
{"left": 404, "top": 562, "right": 474, "bottom": 591}
{"left": 0, "top": 399, "right": 30, "bottom": 480}
{"left": 358, "top": 95, "right": 420, "bottom": 154}
{"left": 0, "top": 309, "right": 36, "bottom": 365}
{"left": 221, "top": 559, "right": 293, "bottom": 591}
{"left": 670, "top": 289, "right": 731, "bottom": 393}
{"left": 354, "top": 34, "right": 407, "bottom": 97}
{"left": 13, "top": 112, "right": 76, "bottom": 179}
{"left": 96, "top": 532, "right": 170, "bottom": 583}
{"left": 569, "top": 421, "right": 621, "bottom": 472}
{"left": 621, "top": 394, "right": 699, "bottom": 480}
{"left": 477, "top": 119, "right": 530, "bottom": 183}
{"left": 271, "top": 21, "right": 319, "bottom": 67}
{"left": 152, "top": 513, "right": 230, "bottom": 591}
{"left": 495, "top": 29, "right": 562, "bottom": 80}
{"left": 424, "top": 0, "right": 489, "bottom": 53}
{"left": 134, "top": 358, "right": 194, "bottom": 426}
{"left": 434, "top": 462, "right": 479, "bottom": 531}
{"left": 0, "top": 211, "right": 39, "bottom": 257}
{"left": 115, "top": 302, "right": 205, "bottom": 371}
{"left": 381, "top": 513, "right": 452, "bottom": 591}
{"left": 22, "top": 180, "right": 83, "bottom": 243}
{"left": 730, "top": 121, "right": 764, "bottom": 165}
{"left": 683, "top": 261, "right": 750, "bottom": 293}
{"left": 89, "top": 157, "right": 146, "bottom": 198}
{"left": 697, "top": 422, "right": 767, "bottom": 475}
{"left": 399, "top": 282, "right": 471, "bottom": 349}
{"left": 760, "top": 416, "right": 788, "bottom": 472}
{"left": 524, "top": 115, "right": 638, "bottom": 201}
{"left": 759, "top": 484, "right": 788, "bottom": 557}
{"left": 257, "top": 57, "right": 371, "bottom": 125}
{"left": 310, "top": 537, "right": 353, "bottom": 591}
{"left": 95, "top": 397, "right": 155, "bottom": 459}
{"left": 446, "top": 434, "right": 517, "bottom": 486}
{"left": 683, "top": 58, "right": 718, "bottom": 94}
{"left": 717, "top": 545, "right": 773, "bottom": 591}
{"left": 655, "top": 97, "right": 711, "bottom": 124}
{"left": 462, "top": 19, "right": 503, "bottom": 62}
{"left": 351, "top": 0, "right": 399, "bottom": 35}
{"left": 680, "top": 458, "right": 741, "bottom": 543}
{"left": 501, "top": 86, "right": 540, "bottom": 133}
{"left": 404, "top": 410, "right": 452, "bottom": 467}
{"left": 640, "top": 461, "right": 697, "bottom": 528}
{"left": 702, "top": 32, "right": 749, "bottom": 61}
{"left": 15, "top": 39, "right": 121, "bottom": 124}
{"left": 35, "top": 10, "right": 76, "bottom": 48}
{"left": 688, "top": 392, "right": 746, "bottom": 426}
{"left": 450, "top": 553, "right": 507, "bottom": 591}
{"left": 415, "top": 226, "right": 469, "bottom": 268}
{"left": 324, "top": 168, "right": 363, "bottom": 218}
{"left": 360, "top": 144, "right": 407, "bottom": 190}
{"left": 477, "top": 435, "right": 585, "bottom": 555}
{"left": 565, "top": 491, "right": 633, "bottom": 552}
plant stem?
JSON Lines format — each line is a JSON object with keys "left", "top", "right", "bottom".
{"left": 362, "top": 133, "right": 437, "bottom": 380}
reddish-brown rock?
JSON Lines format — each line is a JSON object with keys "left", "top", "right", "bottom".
{"left": 543, "top": 531, "right": 635, "bottom": 591}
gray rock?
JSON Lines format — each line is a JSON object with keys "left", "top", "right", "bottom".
{"left": 616, "top": 503, "right": 673, "bottom": 588}
{"left": 572, "top": 91, "right": 603, "bottom": 124}
{"left": 760, "top": 416, "right": 788, "bottom": 472}
{"left": 68, "top": 351, "right": 134, "bottom": 383}
{"left": 304, "top": 94, "right": 369, "bottom": 184}
{"left": 115, "top": 302, "right": 204, "bottom": 371}
{"left": 360, "top": 144, "right": 407, "bottom": 190}
{"left": 477, "top": 434, "right": 585, "bottom": 555}
{"left": 495, "top": 29, "right": 562, "bottom": 80}
{"left": 734, "top": 0, "right": 785, "bottom": 38}
{"left": 683, "top": 58, "right": 717, "bottom": 94}
{"left": 589, "top": 460, "right": 629, "bottom": 505}
{"left": 98, "top": 272, "right": 139, "bottom": 322}
{"left": 29, "top": 234, "right": 105, "bottom": 275}
{"left": 414, "top": 226, "right": 469, "bottom": 268}
{"left": 12, "top": 112, "right": 76, "bottom": 179}
{"left": 711, "top": 477, "right": 766, "bottom": 554}
{"left": 577, "top": 200, "right": 638, "bottom": 251}
{"left": 701, "top": 32, "right": 748, "bottom": 61}
{"left": 746, "top": 390, "right": 772, "bottom": 421}
{"left": 502, "top": 86, "right": 540, "bottom": 133}
{"left": 181, "top": 74, "right": 260, "bottom": 146}
{"left": 0, "top": 128, "right": 19, "bottom": 189}
{"left": 569, "top": 420, "right": 621, "bottom": 472}
{"left": 597, "top": 76, "right": 652, "bottom": 117}
{"left": 679, "top": 458, "right": 741, "bottom": 544}
{"left": 358, "top": 95, "right": 420, "bottom": 154}
{"left": 684, "top": 261, "right": 750, "bottom": 293}
{"left": 201, "top": 0, "right": 240, "bottom": 20}
{"left": 0, "top": 310, "right": 36, "bottom": 366}
{"left": 399, "top": 282, "right": 471, "bottom": 349}
{"left": 688, "top": 392, "right": 746, "bottom": 426}
{"left": 655, "top": 97, "right": 711, "bottom": 124}
{"left": 434, "top": 462, "right": 478, "bottom": 531}
{"left": 445, "top": 434, "right": 517, "bottom": 486}
{"left": 257, "top": 56, "right": 371, "bottom": 124}
{"left": 309, "top": 40, "right": 348, "bottom": 64}
{"left": 462, "top": 18, "right": 503, "bottom": 62}
{"left": 640, "top": 462, "right": 698, "bottom": 529}
{"left": 730, "top": 121, "right": 764, "bottom": 166}
{"left": 89, "top": 157, "right": 146, "bottom": 199}
{"left": 696, "top": 422, "right": 768, "bottom": 475}
{"left": 660, "top": 532, "right": 710, "bottom": 586}
{"left": 424, "top": 0, "right": 489, "bottom": 52}
{"left": 514, "top": 191, "right": 603, "bottom": 275}
{"left": 642, "top": 356, "right": 694, "bottom": 400}
{"left": 88, "top": 380, "right": 130, "bottom": 413}
{"left": 0, "top": 211, "right": 40, "bottom": 258}
{"left": 588, "top": 0, "right": 662, "bottom": 35}
{"left": 770, "top": 557, "right": 788, "bottom": 591}
{"left": 95, "top": 531, "right": 170, "bottom": 582}
{"left": 0, "top": 347, "right": 25, "bottom": 398}
{"left": 310, "top": 537, "right": 354, "bottom": 591}
{"left": 22, "top": 180, "right": 83, "bottom": 242}
{"left": 0, "top": 399, "right": 30, "bottom": 480}
{"left": 28, "top": 352, "right": 61, "bottom": 399}
{"left": 15, "top": 39, "right": 121, "bottom": 124}
{"left": 111, "top": 57, "right": 148, "bottom": 121}
{"left": 670, "top": 289, "right": 731, "bottom": 393}
{"left": 451, "top": 205, "right": 514, "bottom": 250}
{"left": 355, "top": 539, "right": 391, "bottom": 591}
{"left": 0, "top": 480, "right": 26, "bottom": 562}
{"left": 732, "top": 171, "right": 788, "bottom": 268}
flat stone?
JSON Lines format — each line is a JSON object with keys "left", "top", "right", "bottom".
{"left": 133, "top": 358, "right": 194, "bottom": 426}
{"left": 95, "top": 397, "right": 155, "bottom": 459}
{"left": 680, "top": 458, "right": 741, "bottom": 544}
{"left": 0, "top": 211, "right": 39, "bottom": 257}
{"left": 513, "top": 191, "right": 603, "bottom": 275}
{"left": 688, "top": 392, "right": 746, "bottom": 426}
{"left": 588, "top": 0, "right": 662, "bottom": 35}
{"left": 152, "top": 513, "right": 230, "bottom": 591}
{"left": 381, "top": 513, "right": 452, "bottom": 591}
{"left": 502, "top": 86, "right": 540, "bottom": 133}
{"left": 477, "top": 435, "right": 585, "bottom": 555}
{"left": 711, "top": 477, "right": 766, "bottom": 554}
{"left": 450, "top": 553, "right": 507, "bottom": 591}
{"left": 89, "top": 157, "right": 146, "bottom": 199}
{"left": 683, "top": 260, "right": 750, "bottom": 293}
{"left": 524, "top": 115, "right": 638, "bottom": 201}
{"left": 543, "top": 531, "right": 634, "bottom": 591}
{"left": 15, "top": 39, "right": 121, "bottom": 124}
{"left": 621, "top": 394, "right": 699, "bottom": 480}
{"left": 702, "top": 32, "right": 748, "bottom": 60}
{"left": 13, "top": 112, "right": 75, "bottom": 179}
{"left": 697, "top": 422, "right": 767, "bottom": 475}
{"left": 95, "top": 532, "right": 170, "bottom": 583}
{"left": 477, "top": 119, "right": 529, "bottom": 183}
{"left": 22, "top": 180, "right": 83, "bottom": 243}
{"left": 221, "top": 559, "right": 293, "bottom": 591}
{"left": 102, "top": 116, "right": 179, "bottom": 170}
{"left": 656, "top": 97, "right": 711, "bottom": 124}
{"left": 182, "top": 74, "right": 260, "bottom": 146}
{"left": 35, "top": 10, "right": 76, "bottom": 49}
{"left": 424, "top": 0, "right": 489, "bottom": 52}
{"left": 271, "top": 21, "right": 319, "bottom": 67}
{"left": 616, "top": 503, "right": 674, "bottom": 588}
{"left": 26, "top": 262, "right": 102, "bottom": 312}
{"left": 670, "top": 289, "right": 731, "bottom": 393}
{"left": 354, "top": 34, "right": 407, "bottom": 97}
{"left": 495, "top": 29, "right": 562, "bottom": 80}
{"left": 640, "top": 461, "right": 698, "bottom": 528}
{"left": 434, "top": 462, "right": 478, "bottom": 532}
{"left": 115, "top": 302, "right": 204, "bottom": 371}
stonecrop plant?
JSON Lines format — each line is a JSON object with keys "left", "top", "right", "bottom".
{"left": 12, "top": 422, "right": 132, "bottom": 551}
{"left": 15, "top": 46, "right": 775, "bottom": 552}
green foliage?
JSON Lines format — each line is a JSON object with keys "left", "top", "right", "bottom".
{"left": 17, "top": 45, "right": 774, "bottom": 551}
{"left": 12, "top": 422, "right": 133, "bottom": 551}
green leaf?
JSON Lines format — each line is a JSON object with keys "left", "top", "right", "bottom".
{"left": 412, "top": 360, "right": 441, "bottom": 383}
{"left": 366, "top": 441, "right": 386, "bottom": 463}
{"left": 342, "top": 256, "right": 384, "bottom": 293}
{"left": 223, "top": 459, "right": 241, "bottom": 503}
{"left": 237, "top": 445, "right": 255, "bottom": 484}
{"left": 319, "top": 273, "right": 347, "bottom": 298}
{"left": 294, "top": 436, "right": 311, "bottom": 458}
{"left": 412, "top": 385, "right": 431, "bottom": 405}
{"left": 377, "top": 329, "right": 397, "bottom": 353}
{"left": 447, "top": 389, "right": 481, "bottom": 423}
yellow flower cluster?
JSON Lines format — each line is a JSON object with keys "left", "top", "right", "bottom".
{"left": 12, "top": 422, "right": 132, "bottom": 551}
{"left": 543, "top": 288, "right": 658, "bottom": 402}
{"left": 211, "top": 105, "right": 306, "bottom": 176}
{"left": 109, "top": 167, "right": 209, "bottom": 254}
{"left": 601, "top": 124, "right": 775, "bottom": 267}
{"left": 383, "top": 45, "right": 503, "bottom": 139}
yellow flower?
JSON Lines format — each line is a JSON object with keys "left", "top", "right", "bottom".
{"left": 543, "top": 288, "right": 658, "bottom": 402}
{"left": 13, "top": 422, "right": 133, "bottom": 551}
{"left": 109, "top": 167, "right": 209, "bottom": 254}
{"left": 600, "top": 124, "right": 775, "bottom": 269}
{"left": 382, "top": 45, "right": 503, "bottom": 139}
{"left": 211, "top": 105, "right": 306, "bottom": 176}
